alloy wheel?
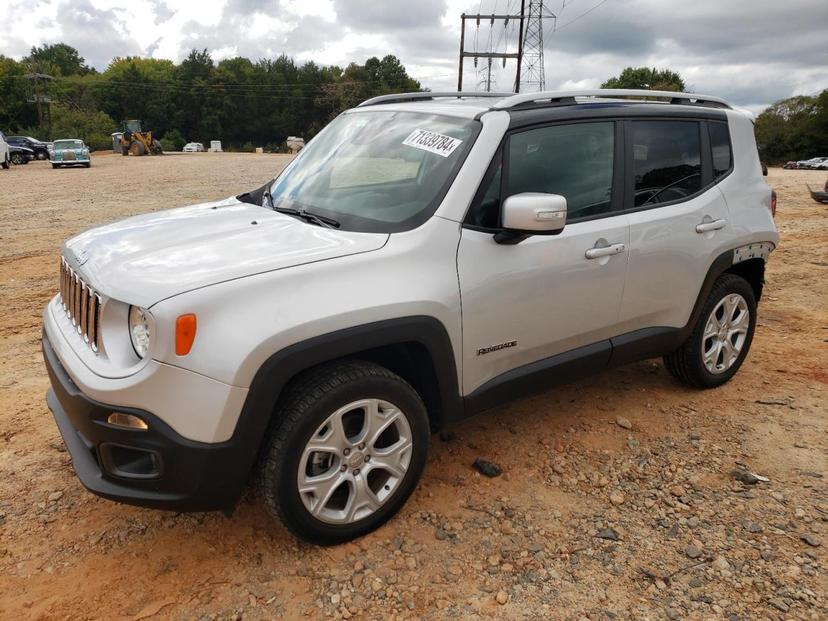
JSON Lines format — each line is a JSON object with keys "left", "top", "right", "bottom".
{"left": 297, "top": 398, "right": 413, "bottom": 525}
{"left": 702, "top": 293, "right": 749, "bottom": 374}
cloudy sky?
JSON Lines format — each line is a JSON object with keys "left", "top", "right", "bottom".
{"left": 1, "top": 0, "right": 827, "bottom": 112}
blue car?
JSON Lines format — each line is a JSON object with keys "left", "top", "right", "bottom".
{"left": 51, "top": 139, "right": 91, "bottom": 168}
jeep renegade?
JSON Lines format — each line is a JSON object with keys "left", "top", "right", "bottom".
{"left": 42, "top": 89, "right": 778, "bottom": 544}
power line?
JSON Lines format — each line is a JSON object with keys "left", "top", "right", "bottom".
{"left": 553, "top": 0, "right": 611, "bottom": 33}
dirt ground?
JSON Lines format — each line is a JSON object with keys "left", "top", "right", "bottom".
{"left": 0, "top": 154, "right": 825, "bottom": 621}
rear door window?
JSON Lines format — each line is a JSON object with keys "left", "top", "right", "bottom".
{"left": 631, "top": 121, "right": 702, "bottom": 207}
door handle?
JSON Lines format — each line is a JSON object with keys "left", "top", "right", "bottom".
{"left": 695, "top": 218, "right": 727, "bottom": 233}
{"left": 585, "top": 243, "right": 626, "bottom": 260}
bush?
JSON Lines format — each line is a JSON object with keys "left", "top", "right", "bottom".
{"left": 50, "top": 105, "right": 117, "bottom": 151}
{"left": 160, "top": 129, "right": 186, "bottom": 152}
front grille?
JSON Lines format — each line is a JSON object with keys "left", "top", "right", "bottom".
{"left": 59, "top": 258, "right": 102, "bottom": 352}
{"left": 65, "top": 151, "right": 76, "bottom": 161}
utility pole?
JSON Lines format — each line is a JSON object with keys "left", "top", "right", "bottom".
{"left": 514, "top": 0, "right": 526, "bottom": 93}
{"left": 24, "top": 72, "right": 54, "bottom": 139}
{"left": 457, "top": 12, "right": 522, "bottom": 92}
{"left": 518, "top": 1, "right": 548, "bottom": 91}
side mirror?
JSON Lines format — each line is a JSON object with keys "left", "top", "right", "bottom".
{"left": 496, "top": 193, "right": 567, "bottom": 244}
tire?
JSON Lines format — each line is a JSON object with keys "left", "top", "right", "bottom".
{"left": 121, "top": 146, "right": 129, "bottom": 156}
{"left": 52, "top": 164, "right": 59, "bottom": 169}
{"left": 35, "top": 149, "right": 48, "bottom": 160}
{"left": 259, "top": 360, "right": 430, "bottom": 545}
{"left": 664, "top": 273, "right": 757, "bottom": 388}
{"left": 151, "top": 139, "right": 163, "bottom": 155}
{"left": 84, "top": 162, "right": 91, "bottom": 168}
{"left": 129, "top": 141, "right": 145, "bottom": 156}
{"left": 10, "top": 153, "right": 24, "bottom": 165}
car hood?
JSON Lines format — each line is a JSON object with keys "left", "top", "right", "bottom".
{"left": 63, "top": 197, "right": 389, "bottom": 307}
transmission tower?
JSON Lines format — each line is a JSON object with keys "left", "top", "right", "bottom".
{"left": 519, "top": 1, "right": 546, "bottom": 91}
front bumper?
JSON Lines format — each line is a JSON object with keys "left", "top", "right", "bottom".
{"left": 43, "top": 331, "right": 250, "bottom": 511}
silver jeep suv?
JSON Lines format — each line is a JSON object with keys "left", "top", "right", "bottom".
{"left": 43, "top": 89, "right": 778, "bottom": 543}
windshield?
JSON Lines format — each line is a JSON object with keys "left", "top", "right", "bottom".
{"left": 268, "top": 110, "right": 479, "bottom": 233}
{"left": 55, "top": 140, "right": 84, "bottom": 149}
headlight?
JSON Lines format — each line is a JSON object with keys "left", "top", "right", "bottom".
{"left": 129, "top": 306, "right": 151, "bottom": 358}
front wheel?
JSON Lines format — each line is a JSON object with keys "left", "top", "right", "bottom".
{"left": 664, "top": 273, "right": 757, "bottom": 388}
{"left": 259, "top": 360, "right": 430, "bottom": 544}
{"left": 10, "top": 153, "right": 25, "bottom": 165}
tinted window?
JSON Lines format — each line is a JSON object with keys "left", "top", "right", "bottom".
{"left": 632, "top": 121, "right": 701, "bottom": 207}
{"left": 507, "top": 122, "right": 615, "bottom": 221}
{"left": 708, "top": 122, "right": 731, "bottom": 179}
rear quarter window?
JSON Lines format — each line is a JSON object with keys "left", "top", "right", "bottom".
{"left": 708, "top": 122, "right": 732, "bottom": 179}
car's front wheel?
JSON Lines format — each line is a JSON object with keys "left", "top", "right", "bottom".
{"left": 259, "top": 360, "right": 430, "bottom": 544}
{"left": 664, "top": 273, "right": 756, "bottom": 388}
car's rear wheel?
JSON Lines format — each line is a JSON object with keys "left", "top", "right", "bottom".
{"left": 664, "top": 273, "right": 756, "bottom": 388}
{"left": 259, "top": 360, "right": 430, "bottom": 544}
{"left": 10, "top": 153, "right": 25, "bottom": 165}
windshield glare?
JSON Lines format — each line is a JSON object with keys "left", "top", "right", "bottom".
{"left": 269, "top": 111, "right": 479, "bottom": 232}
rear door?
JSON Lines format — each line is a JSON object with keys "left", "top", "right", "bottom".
{"left": 616, "top": 118, "right": 733, "bottom": 333}
{"left": 457, "top": 120, "right": 629, "bottom": 396}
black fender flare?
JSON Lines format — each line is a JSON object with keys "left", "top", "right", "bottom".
{"left": 223, "top": 316, "right": 462, "bottom": 502}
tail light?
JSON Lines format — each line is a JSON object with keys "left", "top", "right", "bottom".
{"left": 770, "top": 190, "right": 777, "bottom": 218}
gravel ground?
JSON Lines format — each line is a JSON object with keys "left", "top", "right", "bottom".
{"left": 0, "top": 154, "right": 825, "bottom": 620}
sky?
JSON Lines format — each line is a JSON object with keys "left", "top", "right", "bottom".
{"left": 1, "top": 0, "right": 827, "bottom": 113}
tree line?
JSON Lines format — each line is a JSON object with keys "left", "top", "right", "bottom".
{"left": 0, "top": 44, "right": 422, "bottom": 151}
{"left": 1, "top": 50, "right": 825, "bottom": 162}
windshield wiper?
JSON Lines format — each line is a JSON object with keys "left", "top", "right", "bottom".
{"left": 272, "top": 205, "right": 340, "bottom": 229}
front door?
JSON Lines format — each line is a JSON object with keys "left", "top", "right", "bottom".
{"left": 457, "top": 120, "right": 629, "bottom": 396}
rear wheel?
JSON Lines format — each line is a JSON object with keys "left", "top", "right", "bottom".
{"left": 129, "top": 141, "right": 145, "bottom": 156}
{"left": 664, "top": 273, "right": 756, "bottom": 388}
{"left": 10, "top": 152, "right": 25, "bottom": 165}
{"left": 259, "top": 360, "right": 430, "bottom": 544}
{"left": 151, "top": 139, "right": 163, "bottom": 155}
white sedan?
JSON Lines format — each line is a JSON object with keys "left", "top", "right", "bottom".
{"left": 182, "top": 142, "right": 205, "bottom": 152}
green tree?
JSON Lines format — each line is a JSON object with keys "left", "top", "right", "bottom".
{"left": 50, "top": 104, "right": 116, "bottom": 150}
{"left": 754, "top": 92, "right": 826, "bottom": 163}
{"left": 0, "top": 55, "right": 37, "bottom": 130}
{"left": 25, "top": 43, "right": 92, "bottom": 76}
{"left": 601, "top": 67, "right": 686, "bottom": 92}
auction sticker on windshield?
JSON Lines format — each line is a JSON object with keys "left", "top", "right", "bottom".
{"left": 402, "top": 129, "right": 463, "bottom": 158}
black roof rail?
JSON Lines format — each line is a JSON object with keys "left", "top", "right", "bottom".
{"left": 358, "top": 91, "right": 513, "bottom": 107}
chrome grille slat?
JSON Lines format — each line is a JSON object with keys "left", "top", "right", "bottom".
{"left": 59, "top": 258, "right": 101, "bottom": 353}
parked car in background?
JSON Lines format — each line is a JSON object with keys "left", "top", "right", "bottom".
{"left": 6, "top": 135, "right": 50, "bottom": 160}
{"left": 9, "top": 145, "right": 35, "bottom": 165}
{"left": 51, "top": 139, "right": 91, "bottom": 168}
{"left": 183, "top": 142, "right": 205, "bottom": 152}
{"left": 0, "top": 130, "right": 9, "bottom": 169}
{"left": 796, "top": 156, "right": 828, "bottom": 169}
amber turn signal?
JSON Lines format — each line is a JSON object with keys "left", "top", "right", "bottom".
{"left": 175, "top": 314, "right": 197, "bottom": 355}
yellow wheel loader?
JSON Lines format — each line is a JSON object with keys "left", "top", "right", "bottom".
{"left": 120, "top": 120, "right": 163, "bottom": 156}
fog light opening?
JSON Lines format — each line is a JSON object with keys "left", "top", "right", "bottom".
{"left": 107, "top": 412, "right": 149, "bottom": 431}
